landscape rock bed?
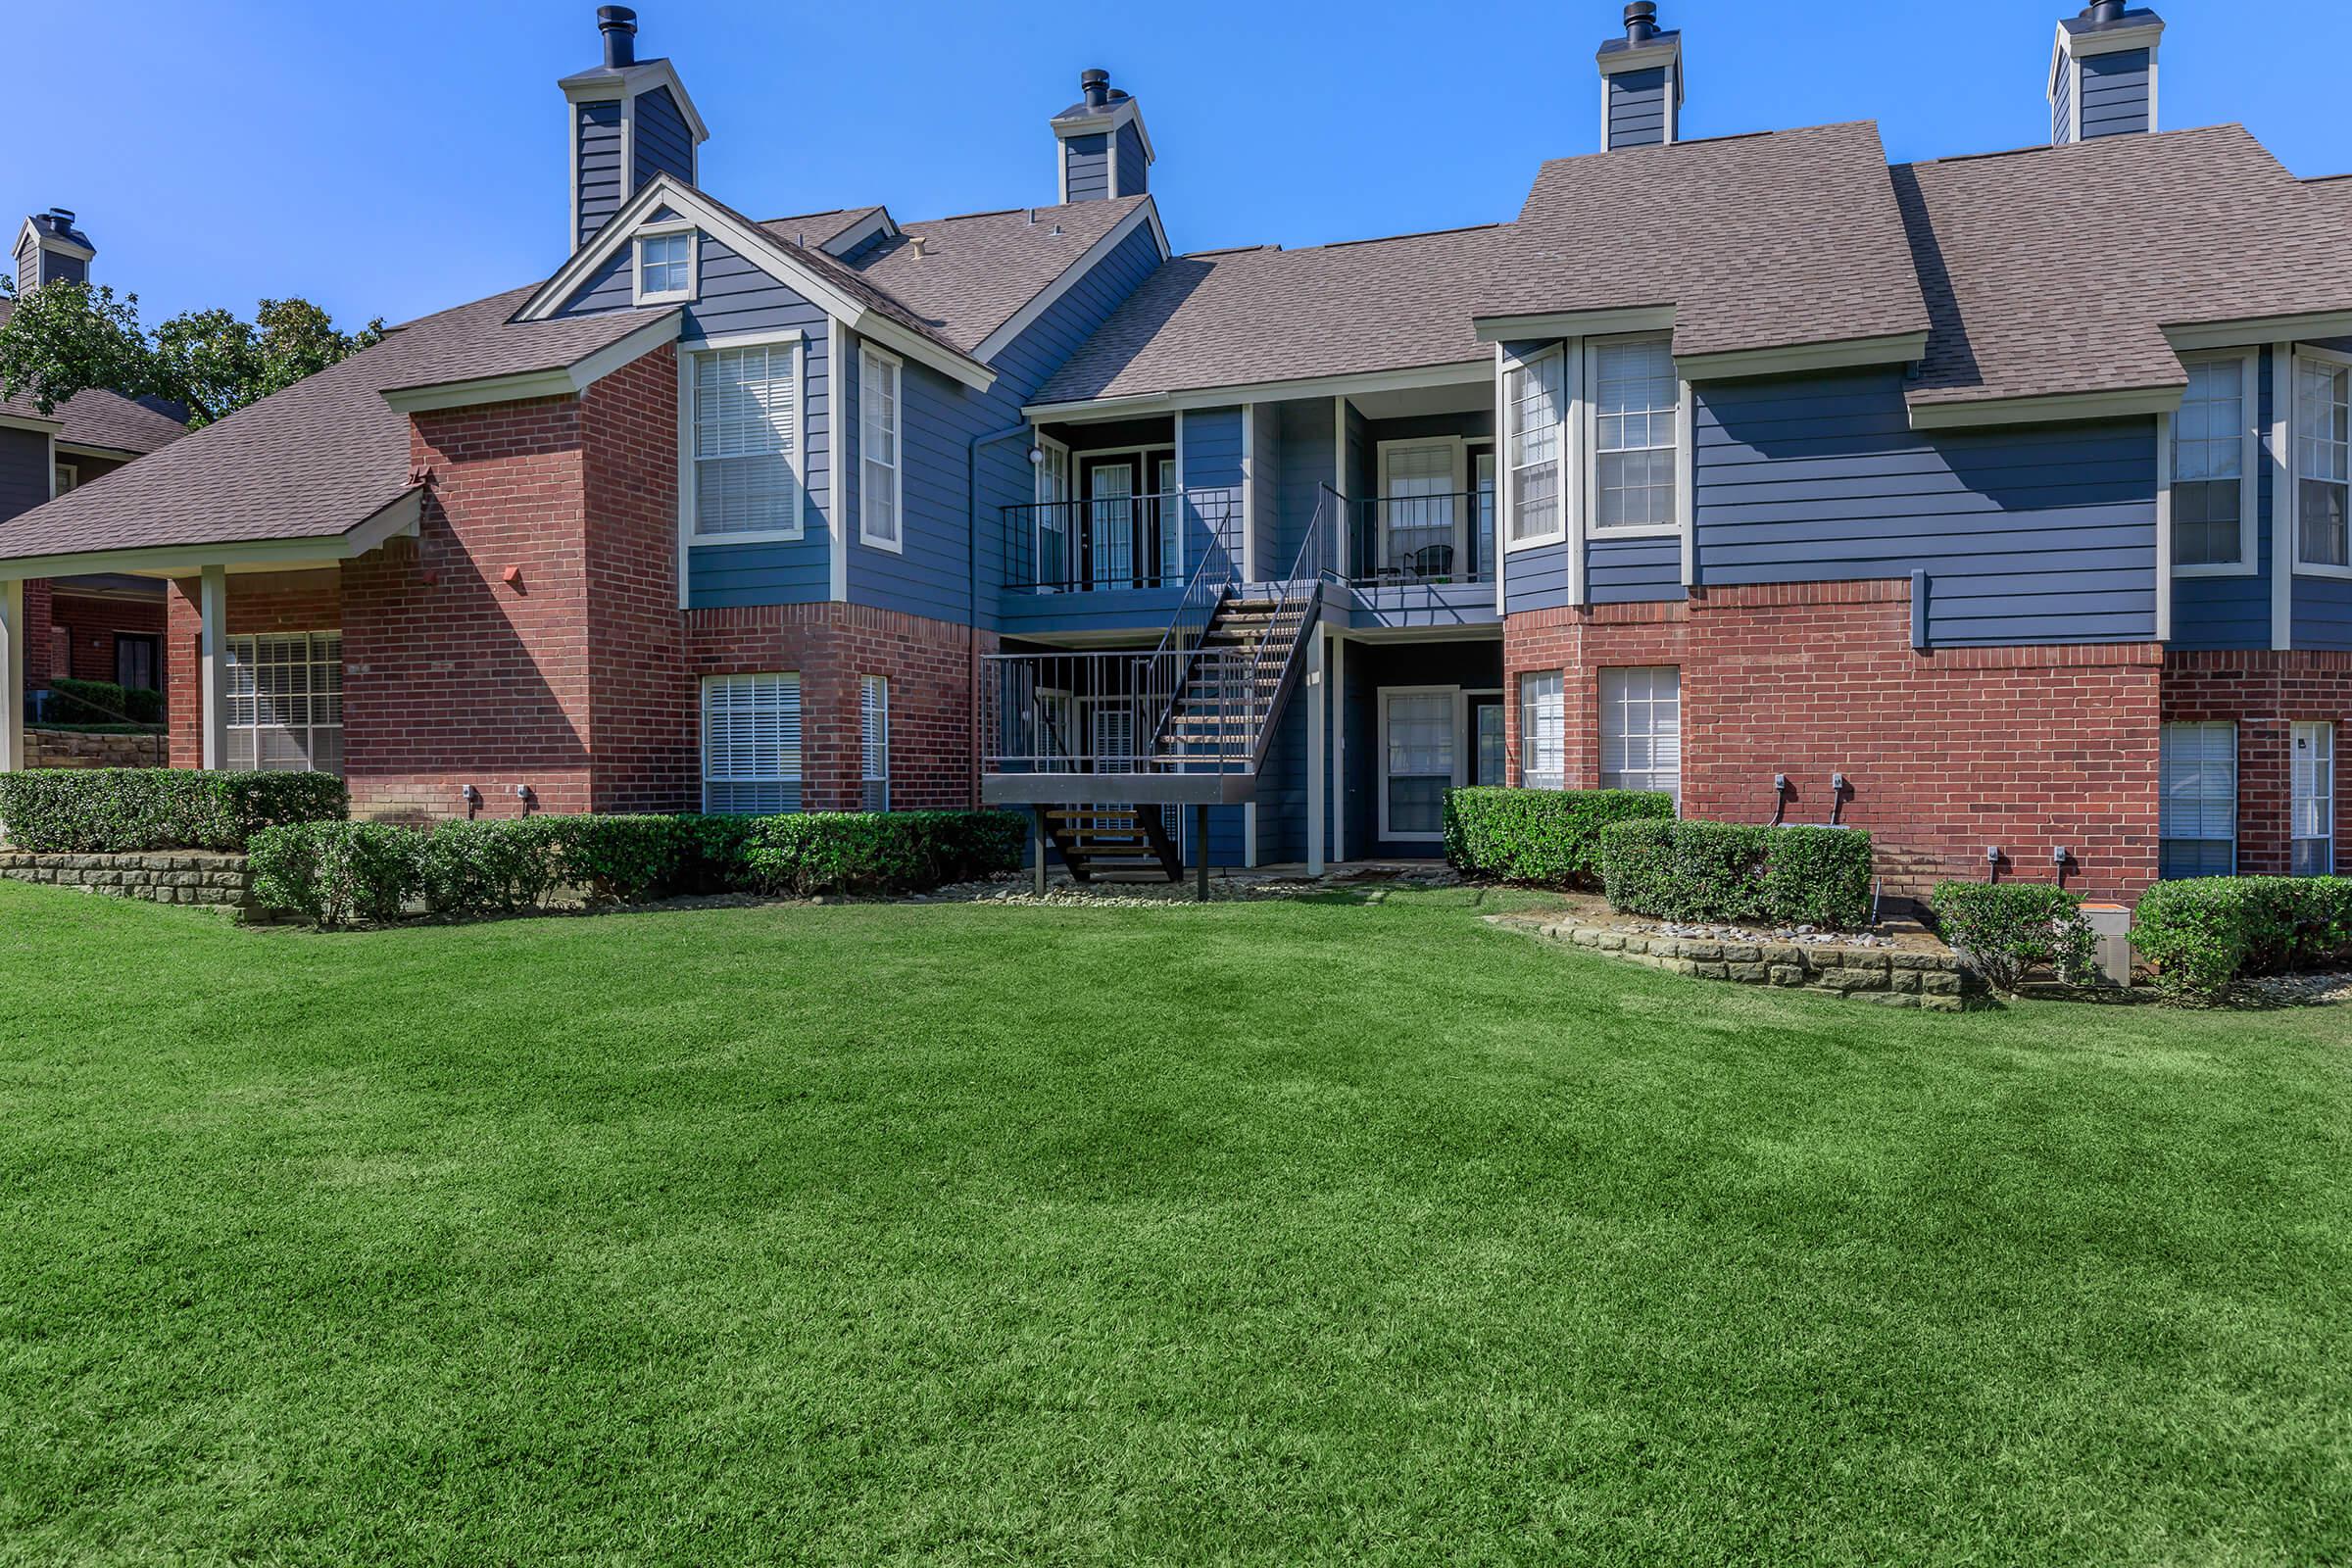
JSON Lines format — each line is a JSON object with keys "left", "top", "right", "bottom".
{"left": 1496, "top": 908, "right": 1970, "bottom": 1011}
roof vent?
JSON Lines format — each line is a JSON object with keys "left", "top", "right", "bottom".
{"left": 2083, "top": 0, "right": 2128, "bottom": 20}
{"left": 598, "top": 5, "right": 637, "bottom": 69}
{"left": 907, "top": 233, "right": 930, "bottom": 258}
{"left": 1080, "top": 69, "right": 1110, "bottom": 111}
{"left": 1624, "top": 1, "right": 1659, "bottom": 41}
{"left": 41, "top": 208, "right": 76, "bottom": 232}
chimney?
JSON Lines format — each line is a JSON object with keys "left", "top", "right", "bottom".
{"left": 14, "top": 207, "right": 93, "bottom": 291}
{"left": 2049, "top": 3, "right": 2164, "bottom": 145}
{"left": 1596, "top": 3, "right": 1684, "bottom": 150}
{"left": 599, "top": 5, "right": 637, "bottom": 68}
{"left": 1051, "top": 68, "right": 1153, "bottom": 203}
{"left": 558, "top": 6, "right": 709, "bottom": 251}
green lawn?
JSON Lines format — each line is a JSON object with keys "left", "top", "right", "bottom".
{"left": 1, "top": 880, "right": 2346, "bottom": 1566}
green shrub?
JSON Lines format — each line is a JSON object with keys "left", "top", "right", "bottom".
{"left": 2132, "top": 877, "right": 2352, "bottom": 1004}
{"left": 248, "top": 821, "right": 421, "bottom": 928}
{"left": 1443, "top": 787, "right": 1675, "bottom": 888}
{"left": 418, "top": 817, "right": 565, "bottom": 916}
{"left": 552, "top": 815, "right": 689, "bottom": 902}
{"left": 742, "top": 810, "right": 1025, "bottom": 897}
{"left": 0, "top": 768, "right": 346, "bottom": 853}
{"left": 675, "top": 814, "right": 760, "bottom": 892}
{"left": 1929, "top": 883, "right": 2098, "bottom": 991}
{"left": 1598, "top": 819, "right": 1875, "bottom": 930}
{"left": 45, "top": 677, "right": 161, "bottom": 726}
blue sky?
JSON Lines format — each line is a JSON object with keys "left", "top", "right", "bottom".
{"left": 12, "top": 0, "right": 2347, "bottom": 327}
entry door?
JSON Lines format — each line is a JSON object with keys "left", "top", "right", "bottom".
{"left": 1035, "top": 440, "right": 1071, "bottom": 589}
{"left": 1470, "top": 697, "right": 1505, "bottom": 787}
{"left": 116, "top": 633, "right": 161, "bottom": 694}
{"left": 1084, "top": 460, "right": 1139, "bottom": 591}
{"left": 1155, "top": 457, "right": 1181, "bottom": 585}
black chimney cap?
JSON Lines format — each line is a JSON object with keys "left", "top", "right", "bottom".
{"left": 2083, "top": 0, "right": 2127, "bottom": 18}
{"left": 1080, "top": 68, "right": 1110, "bottom": 110}
{"left": 599, "top": 5, "right": 638, "bottom": 69}
{"left": 43, "top": 208, "right": 76, "bottom": 228}
{"left": 1625, "top": 1, "right": 1660, "bottom": 41}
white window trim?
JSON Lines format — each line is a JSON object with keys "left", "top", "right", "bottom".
{"left": 2159, "top": 720, "right": 2238, "bottom": 878}
{"left": 1502, "top": 345, "right": 1570, "bottom": 553}
{"left": 1375, "top": 435, "right": 1469, "bottom": 498}
{"left": 1584, "top": 332, "right": 1685, "bottom": 541}
{"left": 858, "top": 343, "right": 905, "bottom": 553}
{"left": 700, "top": 671, "right": 804, "bottom": 815}
{"left": 1518, "top": 668, "right": 1567, "bottom": 791}
{"left": 223, "top": 630, "right": 344, "bottom": 775}
{"left": 2168, "top": 349, "right": 2261, "bottom": 579}
{"left": 2292, "top": 344, "right": 2352, "bottom": 581}
{"left": 678, "top": 329, "right": 807, "bottom": 550}
{"left": 2292, "top": 719, "right": 2335, "bottom": 875}
{"left": 1376, "top": 684, "right": 1466, "bottom": 844}
{"left": 51, "top": 461, "right": 77, "bottom": 498}
{"left": 632, "top": 220, "right": 699, "bottom": 307}
{"left": 1597, "top": 664, "right": 1684, "bottom": 808}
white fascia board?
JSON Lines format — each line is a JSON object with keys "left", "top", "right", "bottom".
{"left": 820, "top": 208, "right": 898, "bottom": 257}
{"left": 1674, "top": 330, "right": 1929, "bottom": 381}
{"left": 2065, "top": 21, "right": 2165, "bottom": 61}
{"left": 53, "top": 440, "right": 149, "bottom": 464}
{"left": 0, "top": 487, "right": 422, "bottom": 581}
{"left": 518, "top": 175, "right": 995, "bottom": 393}
{"left": 558, "top": 60, "right": 710, "bottom": 142}
{"left": 972, "top": 199, "right": 1169, "bottom": 366}
{"left": 1596, "top": 38, "right": 1681, "bottom": 77}
{"left": 1474, "top": 306, "right": 1677, "bottom": 344}
{"left": 1024, "top": 358, "right": 1492, "bottom": 424}
{"left": 380, "top": 312, "right": 683, "bottom": 413}
{"left": 1050, "top": 98, "right": 1155, "bottom": 166}
{"left": 2165, "top": 313, "right": 2352, "bottom": 354}
{"left": 1906, "top": 383, "right": 2183, "bottom": 431}
{"left": 0, "top": 412, "right": 65, "bottom": 437}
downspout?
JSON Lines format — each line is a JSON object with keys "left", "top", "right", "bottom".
{"left": 969, "top": 418, "right": 1034, "bottom": 808}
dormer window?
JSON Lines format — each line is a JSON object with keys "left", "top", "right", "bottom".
{"left": 634, "top": 226, "right": 696, "bottom": 305}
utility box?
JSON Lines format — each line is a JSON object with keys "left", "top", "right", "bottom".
{"left": 2080, "top": 903, "right": 2134, "bottom": 988}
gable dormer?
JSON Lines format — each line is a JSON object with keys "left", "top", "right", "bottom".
{"left": 1050, "top": 70, "right": 1152, "bottom": 202}
{"left": 558, "top": 6, "right": 711, "bottom": 251}
{"left": 13, "top": 209, "right": 93, "bottom": 291}
{"left": 2049, "top": 3, "right": 2164, "bottom": 144}
{"left": 1596, "top": 2, "right": 1684, "bottom": 150}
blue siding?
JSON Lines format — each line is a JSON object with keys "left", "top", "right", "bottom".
{"left": 1341, "top": 638, "right": 1503, "bottom": 859}
{"left": 2052, "top": 59, "right": 2075, "bottom": 145}
{"left": 633, "top": 86, "right": 695, "bottom": 190}
{"left": 1694, "top": 369, "right": 2158, "bottom": 647}
{"left": 1504, "top": 541, "right": 1574, "bottom": 613}
{"left": 1273, "top": 398, "right": 1336, "bottom": 571}
{"left": 1605, "top": 67, "right": 1669, "bottom": 149}
{"left": 0, "top": 426, "right": 51, "bottom": 522}
{"left": 2293, "top": 341, "right": 2352, "bottom": 650}
{"left": 2080, "top": 49, "right": 2151, "bottom": 138}
{"left": 1249, "top": 404, "right": 1281, "bottom": 576}
{"left": 847, "top": 349, "right": 988, "bottom": 624}
{"left": 1114, "top": 121, "right": 1149, "bottom": 197}
{"left": 575, "top": 99, "right": 624, "bottom": 247}
{"left": 2173, "top": 346, "right": 2275, "bottom": 651}
{"left": 1589, "top": 534, "right": 1685, "bottom": 604}
{"left": 1062, "top": 132, "right": 1110, "bottom": 201}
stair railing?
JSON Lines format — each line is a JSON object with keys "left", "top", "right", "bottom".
{"left": 1139, "top": 504, "right": 1240, "bottom": 765}
{"left": 1243, "top": 483, "right": 1340, "bottom": 768}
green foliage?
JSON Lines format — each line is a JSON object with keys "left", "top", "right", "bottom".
{"left": 2132, "top": 877, "right": 2352, "bottom": 1004}
{"left": 44, "top": 676, "right": 162, "bottom": 726}
{"left": 674, "top": 813, "right": 760, "bottom": 892}
{"left": 417, "top": 818, "right": 566, "bottom": 917}
{"left": 0, "top": 275, "right": 383, "bottom": 428}
{"left": 1442, "top": 787, "right": 1675, "bottom": 889}
{"left": 1598, "top": 819, "right": 1876, "bottom": 930}
{"left": 0, "top": 767, "right": 345, "bottom": 853}
{"left": 742, "top": 811, "right": 1026, "bottom": 898}
{"left": 1929, "top": 883, "right": 2099, "bottom": 991}
{"left": 247, "top": 821, "right": 421, "bottom": 929}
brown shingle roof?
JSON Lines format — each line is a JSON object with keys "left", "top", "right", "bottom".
{"left": 0, "top": 288, "right": 675, "bottom": 563}
{"left": 1898, "top": 125, "right": 2352, "bottom": 414}
{"left": 0, "top": 302, "right": 187, "bottom": 457}
{"left": 1478, "top": 122, "right": 1930, "bottom": 361}
{"left": 1033, "top": 222, "right": 1512, "bottom": 405}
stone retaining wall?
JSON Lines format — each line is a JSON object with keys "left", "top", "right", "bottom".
{"left": 1515, "top": 913, "right": 1970, "bottom": 1011}
{"left": 0, "top": 849, "right": 252, "bottom": 908}
{"left": 24, "top": 728, "right": 171, "bottom": 769}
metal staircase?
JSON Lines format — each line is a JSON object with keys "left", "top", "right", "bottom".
{"left": 982, "top": 485, "right": 1342, "bottom": 890}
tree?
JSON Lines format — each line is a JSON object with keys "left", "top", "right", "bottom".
{"left": 0, "top": 273, "right": 383, "bottom": 428}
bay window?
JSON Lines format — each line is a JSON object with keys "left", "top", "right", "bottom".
{"left": 1504, "top": 348, "right": 1564, "bottom": 547}
{"left": 2293, "top": 721, "right": 2334, "bottom": 877}
{"left": 1518, "top": 670, "right": 1565, "bottom": 790}
{"left": 861, "top": 675, "right": 890, "bottom": 811}
{"left": 702, "top": 672, "right": 802, "bottom": 814}
{"left": 2171, "top": 352, "right": 2257, "bottom": 572}
{"left": 1591, "top": 336, "right": 1680, "bottom": 533}
{"left": 1598, "top": 666, "right": 1680, "bottom": 803}
{"left": 2159, "top": 721, "right": 2236, "bottom": 879}
{"left": 2296, "top": 356, "right": 2350, "bottom": 570}
{"left": 689, "top": 342, "right": 801, "bottom": 542}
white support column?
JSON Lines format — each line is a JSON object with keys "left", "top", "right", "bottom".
{"left": 0, "top": 578, "right": 23, "bottom": 775}
{"left": 1306, "top": 626, "right": 1327, "bottom": 876}
{"left": 1329, "top": 633, "right": 1348, "bottom": 863}
{"left": 199, "top": 564, "right": 229, "bottom": 770}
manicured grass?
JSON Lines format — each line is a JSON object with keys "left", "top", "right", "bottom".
{"left": 1, "top": 880, "right": 2346, "bottom": 1565}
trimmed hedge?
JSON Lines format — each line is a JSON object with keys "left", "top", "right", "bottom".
{"left": 1930, "top": 883, "right": 2097, "bottom": 991}
{"left": 0, "top": 768, "right": 347, "bottom": 853}
{"left": 1598, "top": 819, "right": 1875, "bottom": 930}
{"left": 1443, "top": 787, "right": 1676, "bottom": 889}
{"left": 2132, "top": 876, "right": 2352, "bottom": 1004}
{"left": 47, "top": 677, "right": 164, "bottom": 726}
{"left": 247, "top": 809, "right": 1026, "bottom": 923}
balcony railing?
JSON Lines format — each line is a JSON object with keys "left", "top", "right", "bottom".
{"left": 980, "top": 648, "right": 1264, "bottom": 775}
{"left": 1003, "top": 487, "right": 1244, "bottom": 594}
{"left": 1348, "top": 490, "right": 1494, "bottom": 587}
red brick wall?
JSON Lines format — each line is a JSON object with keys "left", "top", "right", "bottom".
{"left": 22, "top": 579, "right": 53, "bottom": 689}
{"left": 687, "top": 603, "right": 993, "bottom": 811}
{"left": 49, "top": 589, "right": 166, "bottom": 685}
{"left": 2162, "top": 651, "right": 2352, "bottom": 875}
{"left": 1504, "top": 581, "right": 2166, "bottom": 901}
{"left": 165, "top": 570, "right": 342, "bottom": 767}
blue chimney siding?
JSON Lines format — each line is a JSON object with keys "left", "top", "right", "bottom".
{"left": 633, "top": 86, "right": 696, "bottom": 189}
{"left": 1113, "top": 122, "right": 1149, "bottom": 197}
{"left": 1062, "top": 133, "right": 1111, "bottom": 201}
{"left": 2052, "top": 59, "right": 2076, "bottom": 144}
{"left": 1605, "top": 67, "right": 1671, "bottom": 149}
{"left": 575, "top": 100, "right": 626, "bottom": 247}
{"left": 2080, "top": 49, "right": 2153, "bottom": 138}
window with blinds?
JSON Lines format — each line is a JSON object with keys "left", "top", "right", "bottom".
{"left": 702, "top": 672, "right": 802, "bottom": 814}
{"left": 860, "top": 675, "right": 890, "bottom": 811}
{"left": 1518, "top": 670, "right": 1565, "bottom": 790}
{"left": 225, "top": 632, "right": 343, "bottom": 775}
{"left": 1599, "top": 666, "right": 1680, "bottom": 803}
{"left": 1592, "top": 337, "right": 1679, "bottom": 532}
{"left": 2293, "top": 721, "right": 2335, "bottom": 877}
{"left": 692, "top": 343, "right": 800, "bottom": 540}
{"left": 859, "top": 347, "right": 902, "bottom": 550}
{"left": 1383, "top": 690, "right": 1456, "bottom": 840}
{"left": 2173, "top": 355, "right": 2253, "bottom": 569}
{"left": 2159, "top": 721, "right": 2236, "bottom": 879}
{"left": 2297, "top": 358, "right": 2350, "bottom": 569}
{"left": 1505, "top": 348, "right": 1564, "bottom": 546}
